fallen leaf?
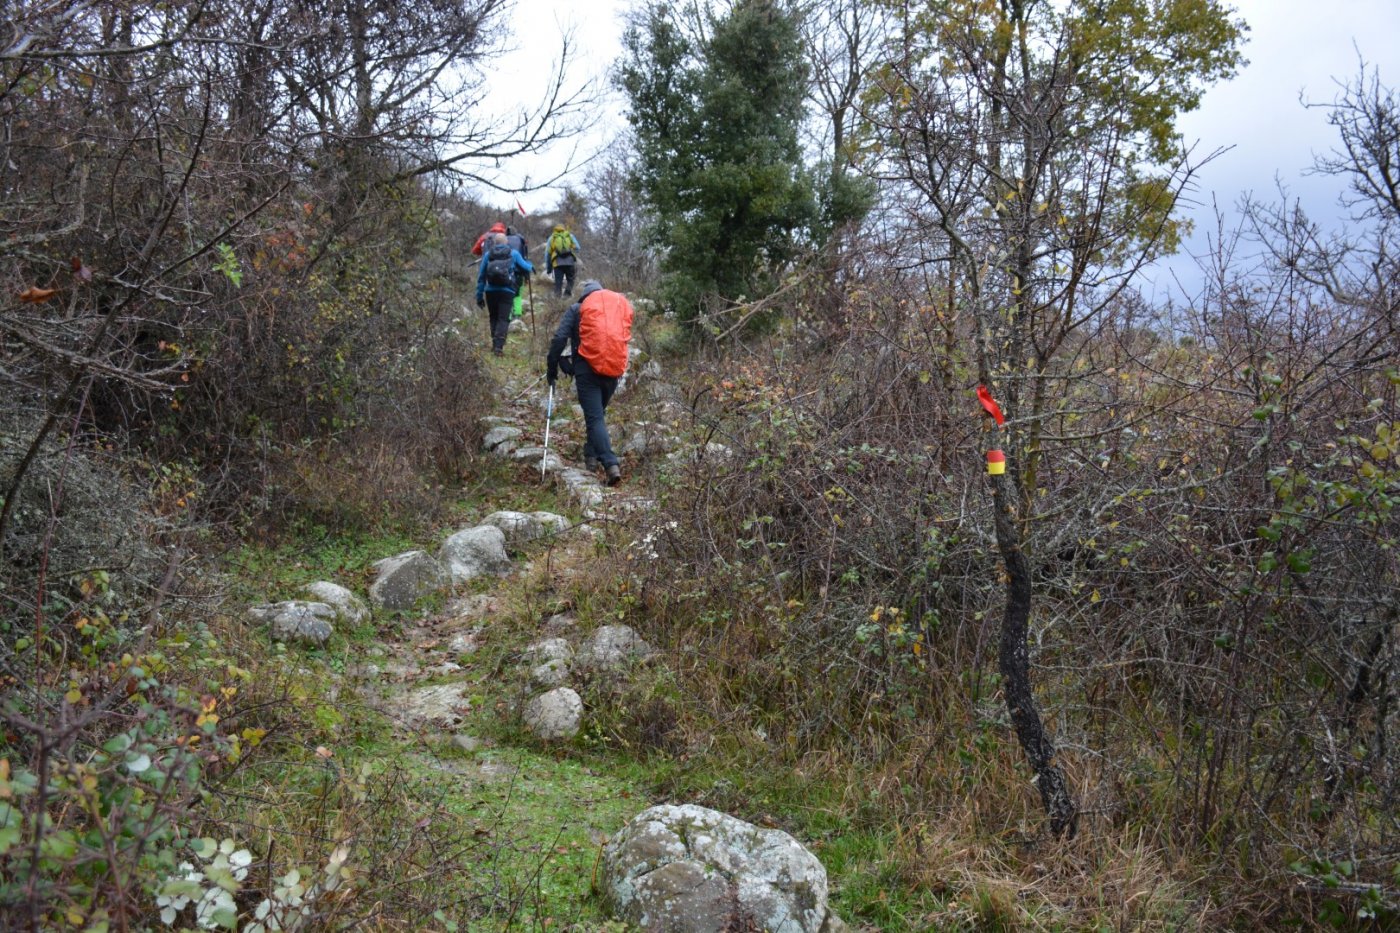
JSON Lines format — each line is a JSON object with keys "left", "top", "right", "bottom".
{"left": 18, "top": 286, "right": 58, "bottom": 303}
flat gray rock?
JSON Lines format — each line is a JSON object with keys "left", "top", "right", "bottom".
{"left": 523, "top": 637, "right": 573, "bottom": 664}
{"left": 248, "top": 601, "right": 335, "bottom": 646}
{"left": 530, "top": 658, "right": 570, "bottom": 689}
{"left": 301, "top": 581, "right": 370, "bottom": 626}
{"left": 388, "top": 683, "right": 470, "bottom": 725}
{"left": 481, "top": 510, "right": 545, "bottom": 548}
{"left": 510, "top": 446, "right": 567, "bottom": 473}
{"left": 532, "top": 511, "right": 571, "bottom": 534}
{"left": 483, "top": 425, "right": 523, "bottom": 451}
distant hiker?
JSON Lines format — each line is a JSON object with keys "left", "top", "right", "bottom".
{"left": 545, "top": 224, "right": 581, "bottom": 298}
{"left": 546, "top": 279, "right": 634, "bottom": 486}
{"left": 505, "top": 225, "right": 530, "bottom": 320}
{"left": 471, "top": 220, "right": 507, "bottom": 257}
{"left": 476, "top": 233, "right": 533, "bottom": 356}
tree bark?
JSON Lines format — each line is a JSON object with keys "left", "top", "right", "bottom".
{"left": 989, "top": 467, "right": 1078, "bottom": 837}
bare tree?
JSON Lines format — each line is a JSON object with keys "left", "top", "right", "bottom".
{"left": 864, "top": 0, "right": 1245, "bottom": 835}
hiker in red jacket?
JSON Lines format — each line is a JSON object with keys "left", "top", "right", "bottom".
{"left": 471, "top": 221, "right": 507, "bottom": 257}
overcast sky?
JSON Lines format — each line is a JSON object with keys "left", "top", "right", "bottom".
{"left": 1160, "top": 0, "right": 1400, "bottom": 294}
{"left": 486, "top": 0, "right": 1400, "bottom": 288}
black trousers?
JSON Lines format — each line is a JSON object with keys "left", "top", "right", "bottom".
{"left": 552, "top": 264, "right": 576, "bottom": 297}
{"left": 574, "top": 358, "right": 620, "bottom": 468}
{"left": 486, "top": 291, "right": 514, "bottom": 351}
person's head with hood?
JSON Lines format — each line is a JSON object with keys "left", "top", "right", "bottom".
{"left": 579, "top": 279, "right": 603, "bottom": 299}
{"left": 553, "top": 223, "right": 567, "bottom": 233}
{"left": 489, "top": 221, "right": 506, "bottom": 234}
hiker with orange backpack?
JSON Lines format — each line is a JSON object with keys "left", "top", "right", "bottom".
{"left": 545, "top": 280, "right": 634, "bottom": 486}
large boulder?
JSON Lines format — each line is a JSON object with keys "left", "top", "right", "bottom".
{"left": 301, "top": 581, "right": 370, "bottom": 626}
{"left": 521, "top": 687, "right": 583, "bottom": 740}
{"left": 248, "top": 601, "right": 336, "bottom": 647}
{"left": 438, "top": 525, "right": 512, "bottom": 584}
{"left": 369, "top": 550, "right": 450, "bottom": 611}
{"left": 600, "top": 804, "right": 843, "bottom": 933}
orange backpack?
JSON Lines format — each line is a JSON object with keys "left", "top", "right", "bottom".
{"left": 577, "top": 289, "right": 633, "bottom": 378}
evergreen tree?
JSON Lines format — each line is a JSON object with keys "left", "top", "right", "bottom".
{"left": 619, "top": 0, "right": 818, "bottom": 328}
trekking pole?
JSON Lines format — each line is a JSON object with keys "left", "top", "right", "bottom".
{"left": 541, "top": 384, "right": 555, "bottom": 482}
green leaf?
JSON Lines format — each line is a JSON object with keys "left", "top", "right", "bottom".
{"left": 102, "top": 733, "right": 134, "bottom": 755}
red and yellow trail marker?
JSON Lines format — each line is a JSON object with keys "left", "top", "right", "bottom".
{"left": 976, "top": 385, "right": 1008, "bottom": 475}
{"left": 976, "top": 384, "right": 1005, "bottom": 425}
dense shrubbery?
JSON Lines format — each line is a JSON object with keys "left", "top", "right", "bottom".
{"left": 624, "top": 258, "right": 1400, "bottom": 923}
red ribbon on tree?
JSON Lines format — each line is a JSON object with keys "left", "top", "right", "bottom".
{"left": 976, "top": 384, "right": 1005, "bottom": 426}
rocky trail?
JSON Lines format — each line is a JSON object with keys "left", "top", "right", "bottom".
{"left": 242, "top": 323, "right": 849, "bottom": 931}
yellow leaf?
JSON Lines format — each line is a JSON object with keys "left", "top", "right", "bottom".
{"left": 1090, "top": 589, "right": 1101, "bottom": 603}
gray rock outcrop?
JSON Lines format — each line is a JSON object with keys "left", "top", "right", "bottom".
{"left": 438, "top": 525, "right": 512, "bottom": 584}
{"left": 556, "top": 467, "right": 605, "bottom": 508}
{"left": 600, "top": 804, "right": 843, "bottom": 933}
{"left": 577, "top": 624, "right": 654, "bottom": 672}
{"left": 530, "top": 659, "right": 570, "bottom": 689}
{"left": 532, "top": 511, "right": 571, "bottom": 534}
{"left": 301, "top": 581, "right": 370, "bottom": 626}
{"left": 522, "top": 687, "right": 583, "bottom": 740}
{"left": 618, "top": 421, "right": 675, "bottom": 458}
{"left": 511, "top": 445, "right": 567, "bottom": 473}
{"left": 481, "top": 510, "right": 545, "bottom": 548}
{"left": 369, "top": 550, "right": 450, "bottom": 611}
{"left": 523, "top": 637, "right": 573, "bottom": 664}
{"left": 483, "top": 425, "right": 522, "bottom": 452}
{"left": 248, "top": 601, "right": 336, "bottom": 647}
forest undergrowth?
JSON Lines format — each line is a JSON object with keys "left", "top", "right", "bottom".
{"left": 5, "top": 270, "right": 1400, "bottom": 930}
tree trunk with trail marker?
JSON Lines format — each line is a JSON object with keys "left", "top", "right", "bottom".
{"left": 988, "top": 460, "right": 1077, "bottom": 838}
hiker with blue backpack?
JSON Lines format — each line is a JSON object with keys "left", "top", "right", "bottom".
{"left": 545, "top": 224, "right": 581, "bottom": 297}
{"left": 476, "top": 233, "right": 533, "bottom": 356}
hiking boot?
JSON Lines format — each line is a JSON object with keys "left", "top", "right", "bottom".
{"left": 584, "top": 455, "right": 601, "bottom": 472}
{"left": 605, "top": 464, "right": 622, "bottom": 487}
